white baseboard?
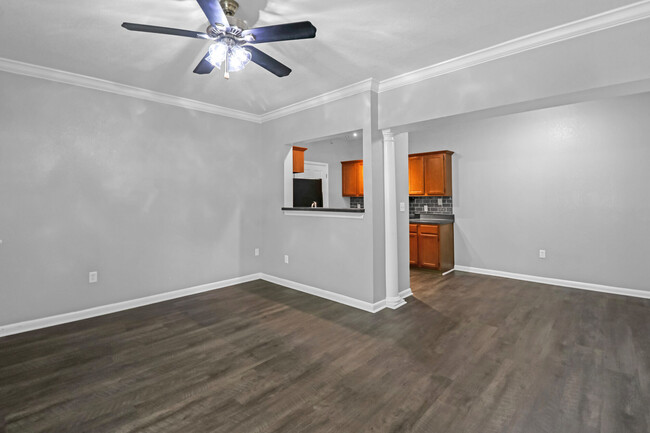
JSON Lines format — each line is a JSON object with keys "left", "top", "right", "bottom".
{"left": 0, "top": 273, "right": 263, "bottom": 338}
{"left": 1, "top": 274, "right": 414, "bottom": 337}
{"left": 454, "top": 266, "right": 650, "bottom": 300}
{"left": 369, "top": 287, "right": 413, "bottom": 312}
{"left": 260, "top": 275, "right": 415, "bottom": 313}
{"left": 259, "top": 273, "right": 384, "bottom": 313}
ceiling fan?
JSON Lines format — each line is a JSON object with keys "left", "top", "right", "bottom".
{"left": 122, "top": 0, "right": 316, "bottom": 79}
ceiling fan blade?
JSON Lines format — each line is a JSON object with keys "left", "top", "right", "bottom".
{"left": 196, "top": 0, "right": 229, "bottom": 28}
{"left": 243, "top": 21, "right": 316, "bottom": 44}
{"left": 247, "top": 46, "right": 291, "bottom": 77}
{"left": 122, "top": 22, "right": 210, "bottom": 39}
{"left": 193, "top": 51, "right": 216, "bottom": 75}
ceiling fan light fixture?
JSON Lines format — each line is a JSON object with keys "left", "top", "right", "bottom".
{"left": 207, "top": 42, "right": 251, "bottom": 72}
{"left": 207, "top": 41, "right": 228, "bottom": 67}
{"left": 122, "top": 0, "right": 316, "bottom": 78}
{"left": 228, "top": 46, "right": 252, "bottom": 71}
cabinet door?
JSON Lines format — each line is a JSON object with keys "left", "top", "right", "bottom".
{"left": 424, "top": 154, "right": 445, "bottom": 196}
{"left": 356, "top": 162, "right": 364, "bottom": 197}
{"left": 293, "top": 147, "right": 307, "bottom": 173}
{"left": 409, "top": 232, "right": 418, "bottom": 265}
{"left": 408, "top": 156, "right": 425, "bottom": 195}
{"left": 418, "top": 233, "right": 440, "bottom": 269}
{"left": 341, "top": 161, "right": 358, "bottom": 197}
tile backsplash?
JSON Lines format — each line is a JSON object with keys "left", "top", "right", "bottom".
{"left": 349, "top": 197, "right": 364, "bottom": 209}
{"left": 350, "top": 196, "right": 452, "bottom": 214}
{"left": 410, "top": 196, "right": 453, "bottom": 215}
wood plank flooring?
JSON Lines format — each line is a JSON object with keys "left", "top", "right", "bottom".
{"left": 1, "top": 270, "right": 649, "bottom": 432}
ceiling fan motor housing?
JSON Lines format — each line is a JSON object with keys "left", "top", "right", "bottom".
{"left": 211, "top": 0, "right": 247, "bottom": 31}
{"left": 227, "top": 16, "right": 248, "bottom": 30}
{"left": 220, "top": 0, "right": 239, "bottom": 17}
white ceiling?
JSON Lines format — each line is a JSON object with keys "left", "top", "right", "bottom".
{"left": 0, "top": 0, "right": 638, "bottom": 114}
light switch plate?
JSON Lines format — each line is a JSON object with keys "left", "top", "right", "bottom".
{"left": 399, "top": 202, "right": 405, "bottom": 212}
{"left": 539, "top": 249, "right": 546, "bottom": 259}
{"left": 89, "top": 271, "right": 98, "bottom": 283}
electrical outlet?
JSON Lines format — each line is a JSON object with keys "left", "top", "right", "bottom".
{"left": 254, "top": 248, "right": 260, "bottom": 256}
{"left": 423, "top": 204, "right": 428, "bottom": 212}
{"left": 357, "top": 203, "right": 361, "bottom": 209}
{"left": 438, "top": 198, "right": 443, "bottom": 206}
{"left": 399, "top": 202, "right": 405, "bottom": 212}
{"left": 89, "top": 271, "right": 98, "bottom": 283}
{"left": 284, "top": 255, "right": 289, "bottom": 264}
{"left": 539, "top": 249, "right": 546, "bottom": 259}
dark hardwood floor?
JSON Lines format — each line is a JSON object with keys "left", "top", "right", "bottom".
{"left": 1, "top": 270, "right": 649, "bottom": 432}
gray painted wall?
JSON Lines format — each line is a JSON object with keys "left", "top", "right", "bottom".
{"left": 7, "top": 62, "right": 647, "bottom": 329}
{"left": 259, "top": 92, "right": 385, "bottom": 304}
{"left": 408, "top": 92, "right": 650, "bottom": 292}
{"left": 380, "top": 20, "right": 650, "bottom": 130}
{"left": 0, "top": 72, "right": 263, "bottom": 325}
{"left": 0, "top": 81, "right": 391, "bottom": 326}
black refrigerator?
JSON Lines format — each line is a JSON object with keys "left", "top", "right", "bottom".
{"left": 293, "top": 178, "right": 323, "bottom": 207}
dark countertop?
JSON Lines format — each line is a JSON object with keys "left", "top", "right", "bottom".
{"left": 282, "top": 207, "right": 365, "bottom": 213}
{"left": 409, "top": 214, "right": 455, "bottom": 225}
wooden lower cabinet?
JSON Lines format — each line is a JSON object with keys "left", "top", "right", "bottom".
{"left": 418, "top": 232, "right": 440, "bottom": 269}
{"left": 409, "top": 225, "right": 418, "bottom": 266}
{"left": 410, "top": 223, "right": 454, "bottom": 272}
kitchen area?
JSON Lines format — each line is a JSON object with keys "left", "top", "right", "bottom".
{"left": 408, "top": 150, "right": 455, "bottom": 274}
{"left": 285, "top": 131, "right": 455, "bottom": 276}
{"left": 282, "top": 131, "right": 365, "bottom": 214}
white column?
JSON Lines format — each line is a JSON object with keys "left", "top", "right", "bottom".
{"left": 382, "top": 129, "right": 406, "bottom": 309}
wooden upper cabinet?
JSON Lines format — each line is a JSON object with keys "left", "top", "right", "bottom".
{"left": 356, "top": 161, "right": 364, "bottom": 196}
{"left": 341, "top": 160, "right": 363, "bottom": 197}
{"left": 293, "top": 146, "right": 307, "bottom": 173}
{"left": 409, "top": 151, "right": 453, "bottom": 196}
{"left": 341, "top": 161, "right": 357, "bottom": 197}
{"left": 424, "top": 153, "right": 445, "bottom": 196}
{"left": 408, "top": 156, "right": 425, "bottom": 195}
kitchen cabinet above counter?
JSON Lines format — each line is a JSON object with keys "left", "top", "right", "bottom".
{"left": 341, "top": 160, "right": 364, "bottom": 197}
{"left": 408, "top": 151, "right": 453, "bottom": 197}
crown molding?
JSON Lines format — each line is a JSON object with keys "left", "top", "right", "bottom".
{"left": 2, "top": 2, "right": 647, "bottom": 122}
{"left": 378, "top": 0, "right": 650, "bottom": 93}
{"left": 0, "top": 57, "right": 262, "bottom": 124}
{"left": 260, "top": 78, "right": 378, "bottom": 123}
